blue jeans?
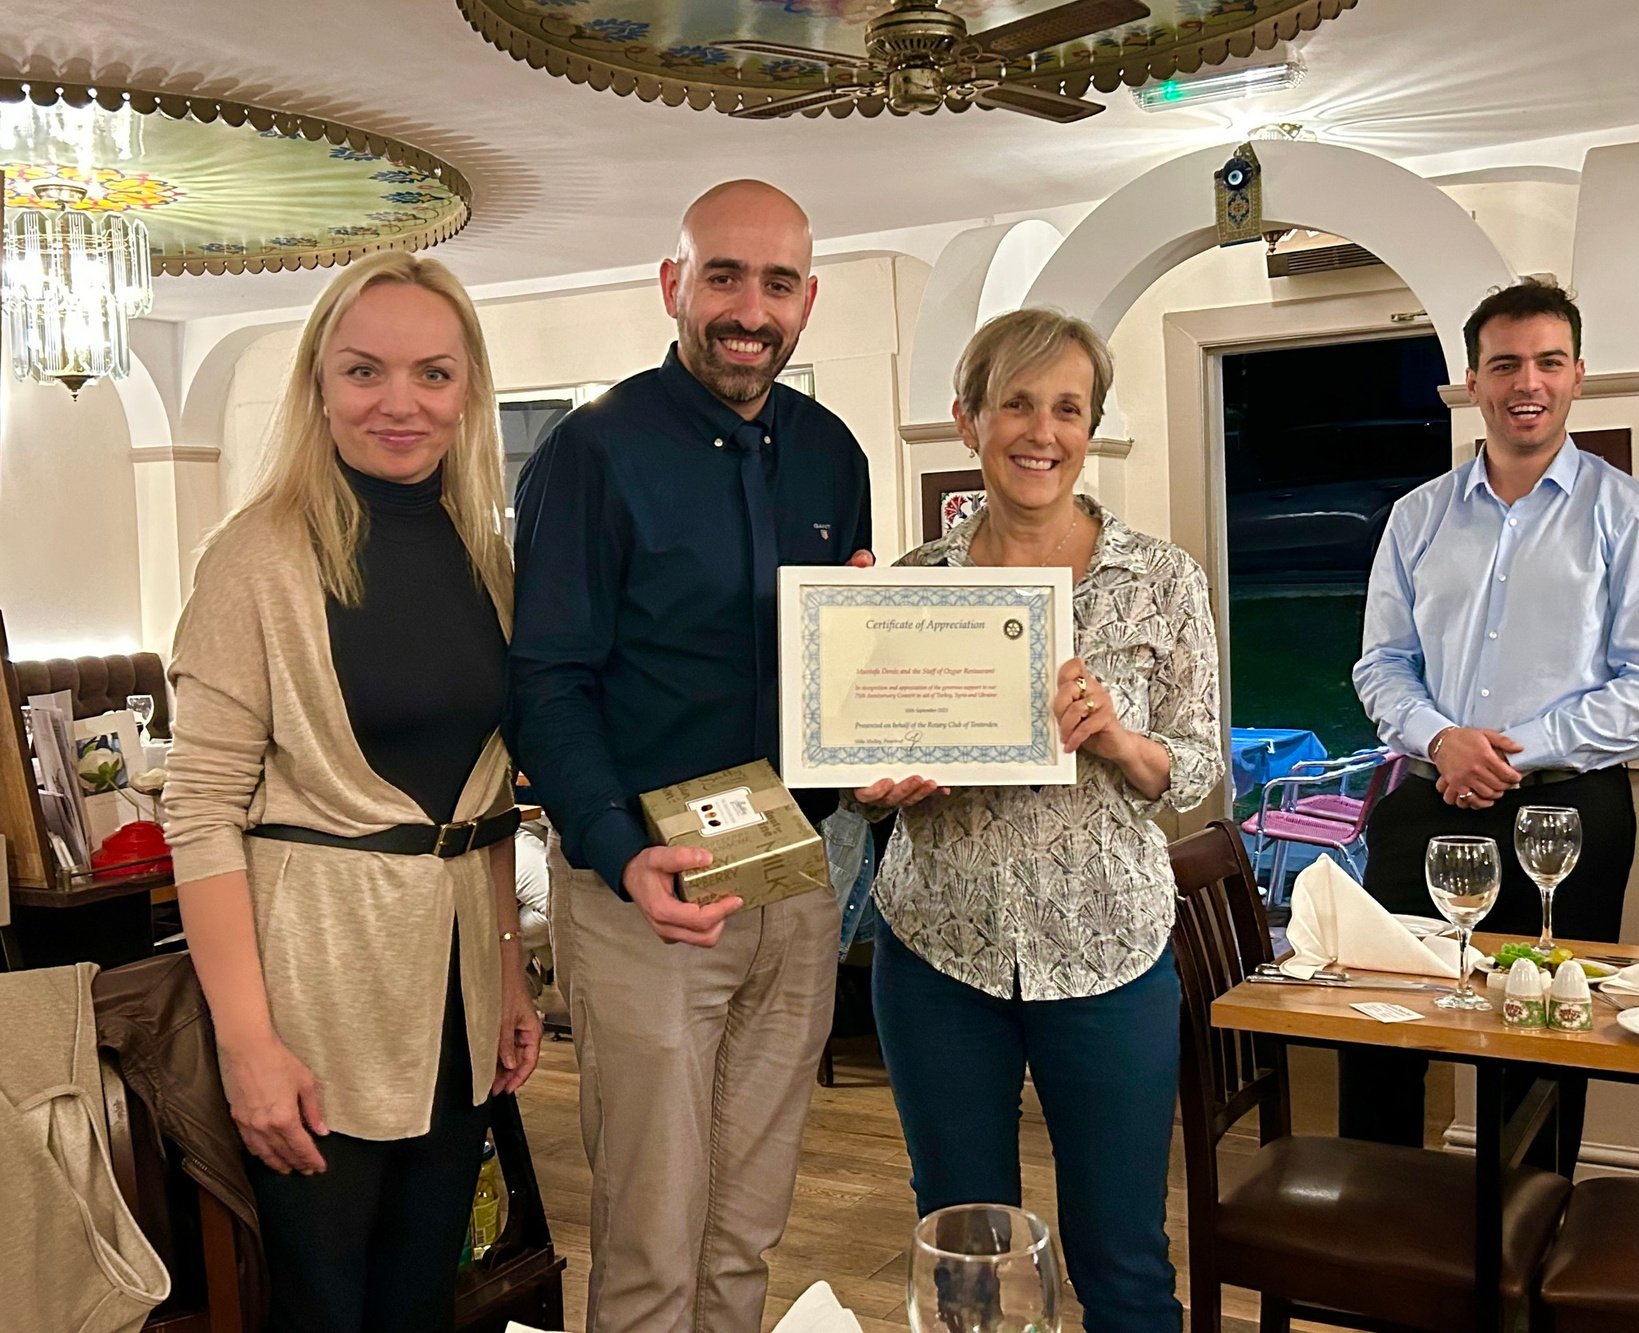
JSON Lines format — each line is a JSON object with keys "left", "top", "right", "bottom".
{"left": 873, "top": 920, "right": 1182, "bottom": 1333}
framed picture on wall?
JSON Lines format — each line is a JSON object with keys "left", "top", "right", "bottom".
{"left": 919, "top": 468, "right": 986, "bottom": 545}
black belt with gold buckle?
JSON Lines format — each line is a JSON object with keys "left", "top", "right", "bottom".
{"left": 1405, "top": 758, "right": 1580, "bottom": 787}
{"left": 247, "top": 807, "right": 522, "bottom": 858}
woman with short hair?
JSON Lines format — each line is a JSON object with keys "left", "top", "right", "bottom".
{"left": 165, "top": 251, "right": 539, "bottom": 1333}
{"left": 858, "top": 308, "right": 1222, "bottom": 1333}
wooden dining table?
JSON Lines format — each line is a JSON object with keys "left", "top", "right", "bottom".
{"left": 1212, "top": 932, "right": 1639, "bottom": 1331}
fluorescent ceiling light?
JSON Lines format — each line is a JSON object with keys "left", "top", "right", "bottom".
{"left": 1135, "top": 60, "right": 1304, "bottom": 111}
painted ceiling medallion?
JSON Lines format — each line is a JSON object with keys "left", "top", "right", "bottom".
{"left": 0, "top": 79, "right": 472, "bottom": 276}
{"left": 457, "top": 0, "right": 1358, "bottom": 120}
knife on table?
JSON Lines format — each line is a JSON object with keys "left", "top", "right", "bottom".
{"left": 1246, "top": 973, "right": 1456, "bottom": 994}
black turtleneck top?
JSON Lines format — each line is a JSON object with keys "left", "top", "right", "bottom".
{"left": 326, "top": 460, "right": 507, "bottom": 824}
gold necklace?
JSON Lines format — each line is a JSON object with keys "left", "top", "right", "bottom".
{"left": 976, "top": 510, "right": 1083, "bottom": 566}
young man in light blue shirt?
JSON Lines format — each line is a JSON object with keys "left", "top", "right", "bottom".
{"left": 1347, "top": 279, "right": 1639, "bottom": 1152}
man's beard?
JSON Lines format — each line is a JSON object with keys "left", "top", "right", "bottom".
{"left": 680, "top": 317, "right": 794, "bottom": 405}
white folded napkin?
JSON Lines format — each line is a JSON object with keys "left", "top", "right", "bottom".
{"left": 1284, "top": 855, "right": 1459, "bottom": 979}
{"left": 772, "top": 1281, "right": 864, "bottom": 1333}
{"left": 1603, "top": 964, "right": 1639, "bottom": 994}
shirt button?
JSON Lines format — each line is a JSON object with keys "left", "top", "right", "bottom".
{"left": 1498, "top": 574, "right": 1507, "bottom": 582}
{"left": 763, "top": 435, "right": 771, "bottom": 445}
{"left": 1509, "top": 518, "right": 1518, "bottom": 527}
{"left": 1488, "top": 631, "right": 1498, "bottom": 639}
{"left": 1481, "top": 688, "right": 1491, "bottom": 697}
{"left": 713, "top": 438, "right": 723, "bottom": 448}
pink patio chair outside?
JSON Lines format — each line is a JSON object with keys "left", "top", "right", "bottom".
{"left": 1241, "top": 754, "right": 1402, "bottom": 905}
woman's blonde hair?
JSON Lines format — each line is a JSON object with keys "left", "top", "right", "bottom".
{"left": 215, "top": 251, "right": 512, "bottom": 625}
{"left": 954, "top": 307, "right": 1115, "bottom": 431}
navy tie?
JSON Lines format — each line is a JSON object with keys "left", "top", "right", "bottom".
{"left": 730, "top": 420, "right": 780, "bottom": 762}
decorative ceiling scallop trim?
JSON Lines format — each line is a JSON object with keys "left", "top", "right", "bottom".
{"left": 0, "top": 77, "right": 472, "bottom": 276}
{"left": 455, "top": 0, "right": 1358, "bottom": 119}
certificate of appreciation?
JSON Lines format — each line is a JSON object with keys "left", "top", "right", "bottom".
{"left": 777, "top": 566, "right": 1077, "bottom": 788}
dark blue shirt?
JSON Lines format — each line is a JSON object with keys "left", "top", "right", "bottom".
{"left": 505, "top": 344, "right": 872, "bottom": 893}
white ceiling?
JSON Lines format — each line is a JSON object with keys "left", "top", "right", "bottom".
{"left": 4, "top": 0, "right": 1638, "bottom": 321}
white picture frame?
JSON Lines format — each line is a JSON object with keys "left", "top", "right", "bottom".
{"left": 778, "top": 565, "right": 1078, "bottom": 789}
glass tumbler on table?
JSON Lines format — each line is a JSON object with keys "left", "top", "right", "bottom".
{"left": 1514, "top": 806, "right": 1581, "bottom": 954}
{"left": 1426, "top": 835, "right": 1502, "bottom": 1010}
{"left": 908, "top": 1204, "right": 1060, "bottom": 1333}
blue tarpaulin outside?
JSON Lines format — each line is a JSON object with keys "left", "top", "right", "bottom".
{"left": 1230, "top": 726, "right": 1328, "bottom": 799}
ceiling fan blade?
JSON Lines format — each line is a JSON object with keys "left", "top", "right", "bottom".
{"left": 713, "top": 39, "right": 877, "bottom": 70}
{"left": 970, "top": 0, "right": 1152, "bottom": 58}
{"left": 973, "top": 81, "right": 1106, "bottom": 123}
{"left": 730, "top": 86, "right": 878, "bottom": 119}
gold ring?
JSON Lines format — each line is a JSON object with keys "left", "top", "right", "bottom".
{"left": 1084, "top": 699, "right": 1098, "bottom": 716}
{"left": 1075, "top": 676, "right": 1087, "bottom": 699}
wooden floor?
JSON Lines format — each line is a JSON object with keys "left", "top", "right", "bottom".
{"left": 516, "top": 1029, "right": 1380, "bottom": 1333}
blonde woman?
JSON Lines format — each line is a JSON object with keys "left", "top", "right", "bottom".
{"left": 164, "top": 252, "right": 539, "bottom": 1333}
{"left": 856, "top": 309, "right": 1222, "bottom": 1333}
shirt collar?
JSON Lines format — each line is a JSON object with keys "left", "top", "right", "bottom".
{"left": 656, "top": 342, "right": 775, "bottom": 445}
{"left": 942, "top": 493, "right": 1149, "bottom": 575}
{"left": 1464, "top": 435, "right": 1580, "bottom": 501}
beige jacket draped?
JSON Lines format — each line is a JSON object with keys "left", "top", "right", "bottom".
{"left": 163, "top": 508, "right": 512, "bottom": 1141}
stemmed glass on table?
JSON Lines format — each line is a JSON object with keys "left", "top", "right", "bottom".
{"left": 127, "top": 694, "right": 156, "bottom": 746}
{"left": 908, "top": 1204, "right": 1060, "bottom": 1333}
{"left": 1426, "top": 835, "right": 1502, "bottom": 1010}
{"left": 1514, "top": 806, "right": 1582, "bottom": 954}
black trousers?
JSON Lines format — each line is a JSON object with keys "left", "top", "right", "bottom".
{"left": 248, "top": 949, "right": 492, "bottom": 1333}
{"left": 1338, "top": 767, "right": 1635, "bottom": 1164}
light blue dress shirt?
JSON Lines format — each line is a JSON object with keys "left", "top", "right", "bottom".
{"left": 1354, "top": 440, "right": 1639, "bottom": 773}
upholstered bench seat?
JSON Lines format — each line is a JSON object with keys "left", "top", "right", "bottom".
{"left": 1538, "top": 1176, "right": 1639, "bottom": 1333}
{"left": 1217, "top": 1135, "right": 1571, "bottom": 1333}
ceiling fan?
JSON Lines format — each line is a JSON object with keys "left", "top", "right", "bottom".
{"left": 721, "top": 0, "right": 1152, "bottom": 123}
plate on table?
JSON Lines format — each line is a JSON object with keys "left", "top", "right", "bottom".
{"left": 1616, "top": 1008, "right": 1639, "bottom": 1036}
{"left": 1393, "top": 914, "right": 1450, "bottom": 939}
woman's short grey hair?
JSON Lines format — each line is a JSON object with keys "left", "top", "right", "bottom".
{"left": 953, "top": 307, "right": 1115, "bottom": 431}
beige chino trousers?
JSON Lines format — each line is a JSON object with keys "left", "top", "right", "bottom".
{"left": 549, "top": 843, "right": 840, "bottom": 1333}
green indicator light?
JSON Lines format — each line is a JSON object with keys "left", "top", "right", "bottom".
{"left": 1160, "top": 81, "right": 1183, "bottom": 101}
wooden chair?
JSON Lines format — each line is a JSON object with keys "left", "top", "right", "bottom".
{"left": 1535, "top": 1176, "right": 1639, "bottom": 1332}
{"left": 1170, "top": 818, "right": 1571, "bottom": 1333}
{"left": 101, "top": 1054, "right": 564, "bottom": 1333}
{"left": 99, "top": 1053, "right": 251, "bottom": 1332}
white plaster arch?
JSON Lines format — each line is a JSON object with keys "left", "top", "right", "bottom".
{"left": 1571, "top": 142, "right": 1639, "bottom": 376}
{"left": 112, "top": 349, "right": 174, "bottom": 451}
{"left": 178, "top": 316, "right": 304, "bottom": 448}
{"left": 906, "top": 219, "right": 1062, "bottom": 424}
{"left": 1025, "top": 139, "right": 1518, "bottom": 381}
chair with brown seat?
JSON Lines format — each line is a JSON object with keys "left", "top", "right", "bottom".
{"left": 1170, "top": 818, "right": 1572, "bottom": 1333}
{"left": 1536, "top": 1176, "right": 1639, "bottom": 1332}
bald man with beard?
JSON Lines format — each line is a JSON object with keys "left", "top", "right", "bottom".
{"left": 505, "top": 181, "right": 874, "bottom": 1333}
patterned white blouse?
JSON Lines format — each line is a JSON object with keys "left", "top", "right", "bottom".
{"left": 869, "top": 496, "right": 1224, "bottom": 1001}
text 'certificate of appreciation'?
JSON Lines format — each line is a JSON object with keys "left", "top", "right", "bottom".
{"left": 777, "top": 565, "right": 1077, "bottom": 788}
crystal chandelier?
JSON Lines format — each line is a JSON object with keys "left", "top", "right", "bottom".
{"left": 1, "top": 101, "right": 153, "bottom": 395}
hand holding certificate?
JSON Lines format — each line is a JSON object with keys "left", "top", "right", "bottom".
{"left": 778, "top": 565, "right": 1079, "bottom": 788}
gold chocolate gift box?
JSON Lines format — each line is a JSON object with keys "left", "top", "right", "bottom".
{"left": 639, "top": 760, "right": 830, "bottom": 910}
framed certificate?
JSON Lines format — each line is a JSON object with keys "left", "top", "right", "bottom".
{"left": 778, "top": 565, "right": 1078, "bottom": 788}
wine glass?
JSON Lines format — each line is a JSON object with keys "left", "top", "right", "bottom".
{"left": 908, "top": 1204, "right": 1060, "bottom": 1333}
{"left": 1514, "top": 806, "right": 1581, "bottom": 954}
{"left": 1426, "top": 835, "right": 1502, "bottom": 1011}
{"left": 126, "top": 694, "right": 155, "bottom": 745}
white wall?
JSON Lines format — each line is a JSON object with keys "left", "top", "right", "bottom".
{"left": 0, "top": 376, "right": 143, "bottom": 656}
{"left": 218, "top": 253, "right": 932, "bottom": 558}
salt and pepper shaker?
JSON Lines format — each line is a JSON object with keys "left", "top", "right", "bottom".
{"left": 1503, "top": 957, "right": 1548, "bottom": 1029}
{"left": 1549, "top": 960, "right": 1594, "bottom": 1032}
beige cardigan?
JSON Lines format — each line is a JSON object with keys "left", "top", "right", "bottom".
{"left": 163, "top": 508, "right": 511, "bottom": 1141}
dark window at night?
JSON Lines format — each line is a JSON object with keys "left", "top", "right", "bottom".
{"left": 1225, "top": 334, "right": 1450, "bottom": 765}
